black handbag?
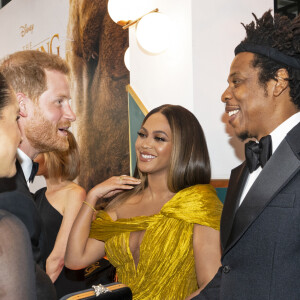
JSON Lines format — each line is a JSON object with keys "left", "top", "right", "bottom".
{"left": 84, "top": 258, "right": 116, "bottom": 287}
{"left": 59, "top": 282, "right": 132, "bottom": 300}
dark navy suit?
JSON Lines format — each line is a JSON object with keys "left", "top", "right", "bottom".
{"left": 195, "top": 122, "right": 300, "bottom": 300}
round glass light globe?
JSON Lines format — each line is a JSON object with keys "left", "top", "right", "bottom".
{"left": 108, "top": 0, "right": 132, "bottom": 24}
{"left": 108, "top": 0, "right": 153, "bottom": 24}
{"left": 124, "top": 47, "right": 130, "bottom": 71}
{"left": 136, "top": 13, "right": 171, "bottom": 54}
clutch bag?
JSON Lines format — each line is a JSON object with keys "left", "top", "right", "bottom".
{"left": 59, "top": 282, "right": 132, "bottom": 300}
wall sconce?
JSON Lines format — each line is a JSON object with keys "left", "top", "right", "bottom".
{"left": 107, "top": 0, "right": 153, "bottom": 26}
{"left": 135, "top": 12, "right": 171, "bottom": 54}
{"left": 124, "top": 47, "right": 130, "bottom": 71}
{"left": 108, "top": 0, "right": 172, "bottom": 55}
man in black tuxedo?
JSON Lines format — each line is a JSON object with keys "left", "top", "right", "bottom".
{"left": 0, "top": 50, "right": 76, "bottom": 299}
{"left": 193, "top": 10, "right": 300, "bottom": 300}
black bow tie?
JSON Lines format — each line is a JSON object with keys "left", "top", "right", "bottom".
{"left": 245, "top": 135, "right": 272, "bottom": 173}
{"left": 29, "top": 161, "right": 39, "bottom": 183}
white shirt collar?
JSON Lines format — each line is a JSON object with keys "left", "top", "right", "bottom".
{"left": 239, "top": 111, "right": 300, "bottom": 207}
{"left": 16, "top": 148, "right": 33, "bottom": 183}
{"left": 270, "top": 111, "right": 300, "bottom": 153}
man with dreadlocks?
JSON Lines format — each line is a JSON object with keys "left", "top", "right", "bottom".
{"left": 193, "top": 10, "right": 300, "bottom": 300}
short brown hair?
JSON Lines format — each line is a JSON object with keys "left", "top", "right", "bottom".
{"left": 43, "top": 131, "right": 80, "bottom": 181}
{"left": 0, "top": 50, "right": 69, "bottom": 102}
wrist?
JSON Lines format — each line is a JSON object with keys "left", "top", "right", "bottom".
{"left": 87, "top": 188, "right": 103, "bottom": 202}
{"left": 82, "top": 201, "right": 97, "bottom": 212}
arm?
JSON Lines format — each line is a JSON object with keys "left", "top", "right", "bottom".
{"left": 185, "top": 224, "right": 221, "bottom": 300}
{"left": 65, "top": 176, "right": 141, "bottom": 270}
{"left": 0, "top": 210, "right": 36, "bottom": 300}
{"left": 46, "top": 186, "right": 86, "bottom": 282}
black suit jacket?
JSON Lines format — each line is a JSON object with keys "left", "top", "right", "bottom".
{"left": 0, "top": 161, "right": 47, "bottom": 269}
{"left": 195, "top": 121, "right": 300, "bottom": 300}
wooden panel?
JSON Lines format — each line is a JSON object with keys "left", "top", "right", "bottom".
{"left": 127, "top": 85, "right": 148, "bottom": 176}
{"left": 210, "top": 179, "right": 229, "bottom": 188}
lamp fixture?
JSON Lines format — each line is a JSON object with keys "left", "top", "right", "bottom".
{"left": 135, "top": 12, "right": 171, "bottom": 54}
{"left": 107, "top": 0, "right": 154, "bottom": 26}
{"left": 124, "top": 47, "right": 130, "bottom": 71}
{"left": 122, "top": 8, "right": 159, "bottom": 30}
{"left": 108, "top": 0, "right": 172, "bottom": 55}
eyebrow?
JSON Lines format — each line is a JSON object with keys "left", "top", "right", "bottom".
{"left": 55, "top": 93, "right": 70, "bottom": 99}
{"left": 229, "top": 71, "right": 240, "bottom": 79}
{"left": 140, "top": 127, "right": 169, "bottom": 137}
{"left": 227, "top": 71, "right": 242, "bottom": 83}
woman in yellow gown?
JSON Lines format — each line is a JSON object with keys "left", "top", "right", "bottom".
{"left": 65, "top": 104, "right": 223, "bottom": 300}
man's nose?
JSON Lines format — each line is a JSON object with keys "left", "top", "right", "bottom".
{"left": 221, "top": 87, "right": 232, "bottom": 103}
{"left": 64, "top": 103, "right": 76, "bottom": 122}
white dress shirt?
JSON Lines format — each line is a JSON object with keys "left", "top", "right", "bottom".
{"left": 16, "top": 148, "right": 33, "bottom": 185}
{"left": 239, "top": 112, "right": 300, "bottom": 206}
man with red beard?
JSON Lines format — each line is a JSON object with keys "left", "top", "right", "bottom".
{"left": 0, "top": 50, "right": 76, "bottom": 299}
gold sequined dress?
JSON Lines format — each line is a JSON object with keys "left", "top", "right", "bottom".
{"left": 89, "top": 184, "right": 223, "bottom": 300}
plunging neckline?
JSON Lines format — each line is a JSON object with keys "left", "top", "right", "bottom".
{"left": 89, "top": 184, "right": 222, "bottom": 299}
{"left": 104, "top": 212, "right": 162, "bottom": 272}
{"left": 105, "top": 193, "right": 178, "bottom": 271}
{"left": 128, "top": 230, "right": 145, "bottom": 272}
{"left": 101, "top": 185, "right": 214, "bottom": 272}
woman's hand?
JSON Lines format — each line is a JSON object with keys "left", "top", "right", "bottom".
{"left": 65, "top": 175, "right": 141, "bottom": 269}
{"left": 87, "top": 175, "right": 141, "bottom": 202}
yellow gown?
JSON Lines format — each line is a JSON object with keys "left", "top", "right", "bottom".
{"left": 89, "top": 184, "right": 223, "bottom": 300}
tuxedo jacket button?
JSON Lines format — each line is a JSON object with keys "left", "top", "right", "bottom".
{"left": 223, "top": 265, "right": 231, "bottom": 273}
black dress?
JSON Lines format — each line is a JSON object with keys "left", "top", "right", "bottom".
{"left": 34, "top": 187, "right": 86, "bottom": 299}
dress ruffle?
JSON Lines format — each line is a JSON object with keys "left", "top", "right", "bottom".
{"left": 89, "top": 184, "right": 223, "bottom": 300}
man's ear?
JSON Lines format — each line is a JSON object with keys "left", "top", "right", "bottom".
{"left": 273, "top": 68, "right": 289, "bottom": 97}
{"left": 16, "top": 93, "right": 28, "bottom": 117}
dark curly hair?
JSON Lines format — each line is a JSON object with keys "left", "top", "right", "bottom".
{"left": 239, "top": 10, "right": 300, "bottom": 109}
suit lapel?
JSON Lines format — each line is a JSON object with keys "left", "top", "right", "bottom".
{"left": 224, "top": 138, "right": 300, "bottom": 254}
{"left": 220, "top": 162, "right": 248, "bottom": 250}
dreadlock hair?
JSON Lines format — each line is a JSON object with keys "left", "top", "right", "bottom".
{"left": 239, "top": 10, "right": 300, "bottom": 109}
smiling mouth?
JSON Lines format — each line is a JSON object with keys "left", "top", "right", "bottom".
{"left": 228, "top": 109, "right": 239, "bottom": 117}
{"left": 141, "top": 154, "right": 156, "bottom": 159}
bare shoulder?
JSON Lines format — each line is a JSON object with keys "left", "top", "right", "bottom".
{"left": 70, "top": 183, "right": 86, "bottom": 197}
{"left": 104, "top": 193, "right": 140, "bottom": 221}
{"left": 110, "top": 194, "right": 143, "bottom": 220}
{"left": 105, "top": 208, "right": 118, "bottom": 221}
{"left": 63, "top": 182, "right": 86, "bottom": 205}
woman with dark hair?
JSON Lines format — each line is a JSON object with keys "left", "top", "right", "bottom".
{"left": 0, "top": 73, "right": 21, "bottom": 177}
{"left": 66, "top": 104, "right": 223, "bottom": 300}
{"left": 0, "top": 72, "right": 37, "bottom": 300}
{"left": 34, "top": 132, "right": 87, "bottom": 298}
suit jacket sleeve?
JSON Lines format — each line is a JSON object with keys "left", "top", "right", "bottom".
{"left": 192, "top": 267, "right": 222, "bottom": 300}
{"left": 0, "top": 190, "right": 46, "bottom": 268}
